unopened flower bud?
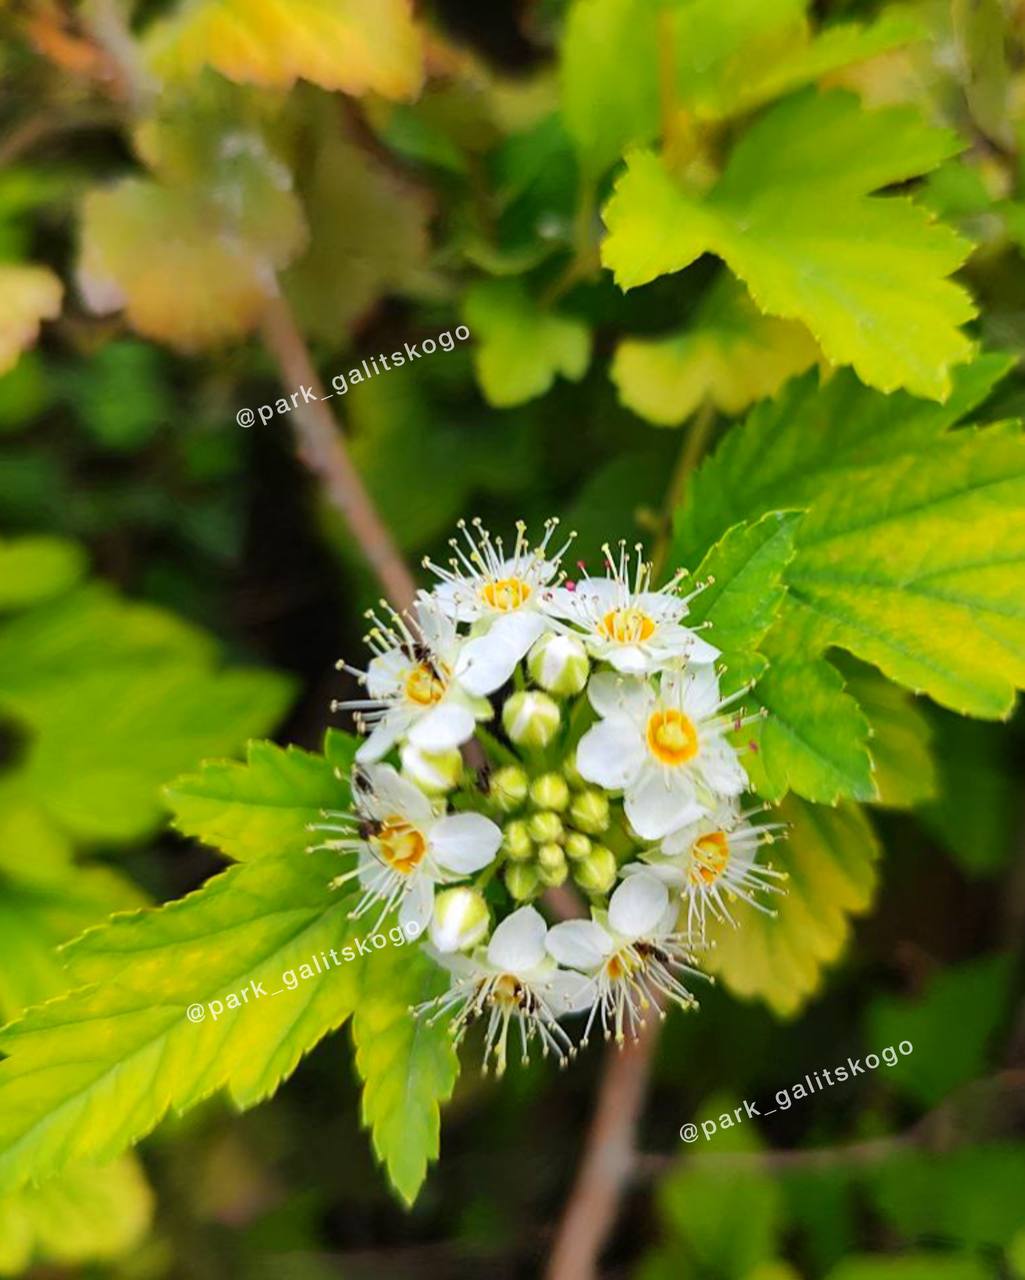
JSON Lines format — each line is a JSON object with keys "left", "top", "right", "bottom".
{"left": 527, "top": 633, "right": 589, "bottom": 697}
{"left": 503, "top": 691, "right": 561, "bottom": 749}
{"left": 562, "top": 749, "right": 585, "bottom": 790}
{"left": 400, "top": 743, "right": 462, "bottom": 794}
{"left": 505, "top": 861, "right": 539, "bottom": 901}
{"left": 503, "top": 819, "right": 533, "bottom": 861}
{"left": 536, "top": 842, "right": 566, "bottom": 873}
{"left": 565, "top": 831, "right": 592, "bottom": 862}
{"left": 538, "top": 859, "right": 569, "bottom": 887}
{"left": 491, "top": 764, "right": 529, "bottom": 812}
{"left": 570, "top": 788, "right": 610, "bottom": 835}
{"left": 530, "top": 772, "right": 570, "bottom": 812}
{"left": 528, "top": 810, "right": 564, "bottom": 845}
{"left": 429, "top": 886, "right": 490, "bottom": 952}
{"left": 573, "top": 844, "right": 617, "bottom": 894}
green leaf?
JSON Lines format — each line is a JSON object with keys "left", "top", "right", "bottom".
{"left": 0, "top": 852, "right": 364, "bottom": 1194}
{"left": 741, "top": 646, "right": 874, "bottom": 805}
{"left": 0, "top": 1157, "right": 152, "bottom": 1275}
{"left": 781, "top": 424, "right": 1025, "bottom": 718}
{"left": 352, "top": 940, "right": 459, "bottom": 1205}
{"left": 601, "top": 91, "right": 973, "bottom": 399}
{"left": 165, "top": 731, "right": 356, "bottom": 862}
{"left": 0, "top": 537, "right": 85, "bottom": 613}
{"left": 868, "top": 1144, "right": 1025, "bottom": 1251}
{"left": 0, "top": 867, "right": 147, "bottom": 1020}
{"left": 649, "top": 1092, "right": 781, "bottom": 1278}
{"left": 838, "top": 662, "right": 937, "bottom": 809}
{"left": 613, "top": 276, "right": 818, "bottom": 427}
{"left": 918, "top": 708, "right": 1016, "bottom": 876}
{"left": 824, "top": 1256, "right": 991, "bottom": 1280}
{"left": 678, "top": 356, "right": 1014, "bottom": 560}
{"left": 559, "top": 0, "right": 659, "bottom": 176}
{"left": 707, "top": 799, "right": 879, "bottom": 1017}
{"left": 865, "top": 952, "right": 1013, "bottom": 1107}
{"left": 463, "top": 280, "right": 590, "bottom": 407}
{"left": 681, "top": 510, "right": 802, "bottom": 663}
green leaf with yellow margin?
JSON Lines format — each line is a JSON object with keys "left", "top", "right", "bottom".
{"left": 0, "top": 265, "right": 61, "bottom": 377}
{"left": 165, "top": 730, "right": 357, "bottom": 862}
{"left": 352, "top": 939, "right": 460, "bottom": 1206}
{"left": 613, "top": 277, "right": 818, "bottom": 426}
{"left": 145, "top": 0, "right": 423, "bottom": 100}
{"left": 707, "top": 798, "right": 879, "bottom": 1017}
{"left": 0, "top": 853, "right": 365, "bottom": 1195}
{"left": 602, "top": 91, "right": 973, "bottom": 399}
{"left": 839, "top": 661, "right": 937, "bottom": 809}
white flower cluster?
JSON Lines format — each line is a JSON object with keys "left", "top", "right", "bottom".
{"left": 312, "top": 520, "right": 785, "bottom": 1075}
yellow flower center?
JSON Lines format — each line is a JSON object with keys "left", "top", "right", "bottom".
{"left": 372, "top": 819, "right": 427, "bottom": 875}
{"left": 605, "top": 949, "right": 640, "bottom": 981}
{"left": 599, "top": 606, "right": 656, "bottom": 645}
{"left": 645, "top": 708, "right": 699, "bottom": 766}
{"left": 493, "top": 974, "right": 523, "bottom": 1006}
{"left": 404, "top": 662, "right": 446, "bottom": 707}
{"left": 481, "top": 577, "right": 532, "bottom": 612}
{"left": 689, "top": 831, "right": 730, "bottom": 886}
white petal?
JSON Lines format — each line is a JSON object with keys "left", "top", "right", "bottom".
{"left": 456, "top": 611, "right": 547, "bottom": 695}
{"left": 545, "top": 920, "right": 614, "bottom": 971}
{"left": 635, "top": 590, "right": 685, "bottom": 621}
{"left": 357, "top": 851, "right": 391, "bottom": 894}
{"left": 399, "top": 875, "right": 434, "bottom": 934}
{"left": 609, "top": 872, "right": 669, "bottom": 939}
{"left": 425, "top": 944, "right": 481, "bottom": 978}
{"left": 587, "top": 671, "right": 652, "bottom": 720}
{"left": 679, "top": 630, "right": 720, "bottom": 665}
{"left": 573, "top": 577, "right": 618, "bottom": 609}
{"left": 626, "top": 767, "right": 705, "bottom": 840}
{"left": 365, "top": 648, "right": 409, "bottom": 697}
{"left": 700, "top": 742, "right": 749, "bottom": 795}
{"left": 678, "top": 664, "right": 722, "bottom": 720}
{"left": 605, "top": 645, "right": 653, "bottom": 675}
{"left": 545, "top": 968, "right": 595, "bottom": 1015}
{"left": 366, "top": 764, "right": 433, "bottom": 825}
{"left": 487, "top": 905, "right": 547, "bottom": 973}
{"left": 430, "top": 812, "right": 502, "bottom": 874}
{"left": 620, "top": 860, "right": 686, "bottom": 889}
{"left": 408, "top": 700, "right": 475, "bottom": 751}
{"left": 576, "top": 718, "right": 645, "bottom": 790}
{"left": 355, "top": 714, "right": 407, "bottom": 763}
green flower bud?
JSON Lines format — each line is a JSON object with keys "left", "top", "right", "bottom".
{"left": 538, "top": 860, "right": 569, "bottom": 888}
{"left": 502, "top": 819, "right": 534, "bottom": 861}
{"left": 570, "top": 788, "right": 610, "bottom": 835}
{"left": 565, "top": 831, "right": 593, "bottom": 862}
{"left": 527, "top": 809, "right": 564, "bottom": 845}
{"left": 572, "top": 844, "right": 617, "bottom": 894}
{"left": 505, "top": 861, "right": 540, "bottom": 901}
{"left": 502, "top": 691, "right": 561, "bottom": 749}
{"left": 400, "top": 743, "right": 463, "bottom": 794}
{"left": 562, "top": 749, "right": 585, "bottom": 790}
{"left": 527, "top": 632, "right": 590, "bottom": 696}
{"left": 536, "top": 841, "right": 566, "bottom": 873}
{"left": 490, "top": 764, "right": 529, "bottom": 812}
{"left": 429, "top": 886, "right": 490, "bottom": 953}
{"left": 529, "top": 772, "right": 570, "bottom": 812}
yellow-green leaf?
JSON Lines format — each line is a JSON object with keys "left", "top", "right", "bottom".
{"left": 146, "top": 0, "right": 423, "bottom": 100}
{"left": 613, "top": 277, "right": 818, "bottom": 426}
{"left": 707, "top": 799, "right": 879, "bottom": 1017}
{"left": 601, "top": 91, "right": 973, "bottom": 399}
{"left": 0, "top": 265, "right": 61, "bottom": 376}
{"left": 0, "top": 537, "right": 85, "bottom": 612}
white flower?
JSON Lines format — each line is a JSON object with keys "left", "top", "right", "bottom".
{"left": 334, "top": 596, "right": 489, "bottom": 763}
{"left": 624, "top": 800, "right": 787, "bottom": 933}
{"left": 548, "top": 542, "right": 718, "bottom": 675}
{"left": 422, "top": 518, "right": 571, "bottom": 695}
{"left": 576, "top": 668, "right": 752, "bottom": 840}
{"left": 414, "top": 906, "right": 585, "bottom": 1075}
{"left": 308, "top": 765, "right": 501, "bottom": 934}
{"left": 546, "top": 873, "right": 704, "bottom": 1045}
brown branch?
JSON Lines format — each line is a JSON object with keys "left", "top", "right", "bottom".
{"left": 546, "top": 1017, "right": 661, "bottom": 1280}
{"left": 259, "top": 293, "right": 418, "bottom": 612}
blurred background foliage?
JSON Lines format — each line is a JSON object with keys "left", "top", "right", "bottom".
{"left": 0, "top": 0, "right": 1024, "bottom": 1276}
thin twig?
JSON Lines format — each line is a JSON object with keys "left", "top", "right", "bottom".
{"left": 260, "top": 293, "right": 418, "bottom": 611}
{"left": 546, "top": 1018, "right": 660, "bottom": 1280}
